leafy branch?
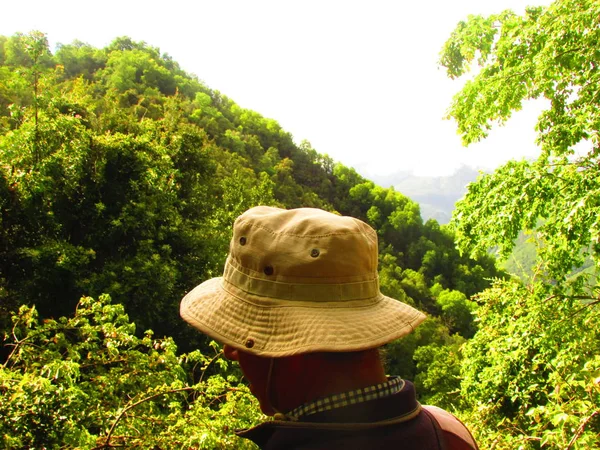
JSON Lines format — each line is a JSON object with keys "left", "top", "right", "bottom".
{"left": 566, "top": 410, "right": 599, "bottom": 450}
{"left": 199, "top": 350, "right": 223, "bottom": 384}
{"left": 99, "top": 386, "right": 195, "bottom": 449}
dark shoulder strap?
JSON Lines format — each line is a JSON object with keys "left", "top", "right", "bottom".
{"left": 421, "top": 407, "right": 448, "bottom": 450}
{"left": 422, "top": 406, "right": 479, "bottom": 450}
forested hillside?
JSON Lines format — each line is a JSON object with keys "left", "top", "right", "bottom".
{"left": 0, "top": 32, "right": 500, "bottom": 448}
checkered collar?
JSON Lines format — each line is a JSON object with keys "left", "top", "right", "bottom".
{"left": 282, "top": 376, "right": 405, "bottom": 421}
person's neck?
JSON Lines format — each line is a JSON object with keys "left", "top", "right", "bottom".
{"left": 271, "top": 349, "right": 388, "bottom": 413}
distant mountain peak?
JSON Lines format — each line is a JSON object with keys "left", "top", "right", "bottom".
{"left": 366, "top": 165, "right": 483, "bottom": 224}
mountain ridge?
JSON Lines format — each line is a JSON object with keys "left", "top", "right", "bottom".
{"left": 365, "top": 165, "right": 483, "bottom": 224}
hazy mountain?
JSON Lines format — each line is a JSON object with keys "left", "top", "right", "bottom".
{"left": 368, "top": 165, "right": 482, "bottom": 224}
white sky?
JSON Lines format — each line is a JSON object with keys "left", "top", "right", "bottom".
{"left": 1, "top": 0, "right": 553, "bottom": 177}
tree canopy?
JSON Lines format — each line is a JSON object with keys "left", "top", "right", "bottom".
{"left": 442, "top": 0, "right": 599, "bottom": 285}
{"left": 440, "top": 0, "right": 600, "bottom": 447}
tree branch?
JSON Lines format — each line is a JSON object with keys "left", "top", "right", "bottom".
{"left": 199, "top": 350, "right": 223, "bottom": 384}
{"left": 100, "top": 386, "right": 195, "bottom": 448}
{"left": 566, "top": 410, "right": 599, "bottom": 450}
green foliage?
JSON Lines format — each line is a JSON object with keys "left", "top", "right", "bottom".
{"left": 55, "top": 40, "right": 107, "bottom": 80}
{"left": 440, "top": 0, "right": 600, "bottom": 150}
{"left": 378, "top": 253, "right": 414, "bottom": 307}
{"left": 3, "top": 31, "right": 53, "bottom": 69}
{"left": 501, "top": 229, "right": 540, "bottom": 280}
{"left": 1, "top": 295, "right": 262, "bottom": 449}
{"left": 434, "top": 287, "right": 477, "bottom": 338}
{"left": 413, "top": 332, "right": 466, "bottom": 411}
{"left": 440, "top": 0, "right": 600, "bottom": 447}
{"left": 459, "top": 279, "right": 599, "bottom": 449}
{"left": 441, "top": 0, "right": 600, "bottom": 285}
{"left": 0, "top": 39, "right": 285, "bottom": 348}
{"left": 0, "top": 30, "right": 508, "bottom": 446}
{"left": 451, "top": 159, "right": 600, "bottom": 286}
{"left": 385, "top": 317, "right": 466, "bottom": 410}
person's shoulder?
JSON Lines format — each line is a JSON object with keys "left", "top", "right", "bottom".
{"left": 422, "top": 405, "right": 479, "bottom": 450}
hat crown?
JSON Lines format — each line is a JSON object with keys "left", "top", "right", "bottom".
{"left": 230, "top": 206, "right": 378, "bottom": 283}
{"left": 179, "top": 206, "right": 426, "bottom": 357}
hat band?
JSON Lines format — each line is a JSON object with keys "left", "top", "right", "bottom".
{"left": 223, "top": 259, "right": 381, "bottom": 302}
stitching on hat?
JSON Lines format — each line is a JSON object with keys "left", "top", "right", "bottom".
{"left": 221, "top": 278, "right": 383, "bottom": 306}
{"left": 236, "top": 218, "right": 374, "bottom": 239}
{"left": 181, "top": 281, "right": 427, "bottom": 355}
{"left": 218, "top": 277, "right": 385, "bottom": 309}
{"left": 224, "top": 261, "right": 381, "bottom": 302}
{"left": 192, "top": 302, "right": 424, "bottom": 351}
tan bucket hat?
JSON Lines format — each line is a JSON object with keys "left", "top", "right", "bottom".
{"left": 180, "top": 206, "right": 426, "bottom": 357}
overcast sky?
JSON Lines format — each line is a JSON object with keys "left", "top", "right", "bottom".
{"left": 2, "top": 0, "right": 553, "bottom": 177}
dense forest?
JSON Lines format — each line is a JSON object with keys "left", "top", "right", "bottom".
{"left": 1, "top": 0, "right": 598, "bottom": 447}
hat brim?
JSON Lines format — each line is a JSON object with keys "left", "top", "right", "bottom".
{"left": 180, "top": 277, "right": 426, "bottom": 357}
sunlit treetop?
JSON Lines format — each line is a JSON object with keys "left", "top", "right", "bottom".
{"left": 440, "top": 0, "right": 599, "bottom": 160}
{"left": 440, "top": 0, "right": 600, "bottom": 285}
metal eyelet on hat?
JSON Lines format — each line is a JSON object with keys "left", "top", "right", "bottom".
{"left": 245, "top": 339, "right": 255, "bottom": 349}
{"left": 310, "top": 248, "right": 320, "bottom": 258}
{"left": 263, "top": 265, "right": 274, "bottom": 276}
{"left": 239, "top": 236, "right": 247, "bottom": 245}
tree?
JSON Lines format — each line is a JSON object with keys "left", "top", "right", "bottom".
{"left": 0, "top": 295, "right": 261, "bottom": 448}
{"left": 440, "top": 0, "right": 600, "bottom": 447}
{"left": 440, "top": 0, "right": 600, "bottom": 286}
{"left": 4, "top": 32, "right": 53, "bottom": 166}
{"left": 54, "top": 40, "right": 107, "bottom": 80}
{"left": 434, "top": 287, "right": 477, "bottom": 338}
{"left": 385, "top": 316, "right": 465, "bottom": 409}
{"left": 459, "top": 279, "right": 600, "bottom": 449}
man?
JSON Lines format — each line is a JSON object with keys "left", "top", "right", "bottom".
{"left": 181, "top": 206, "right": 478, "bottom": 449}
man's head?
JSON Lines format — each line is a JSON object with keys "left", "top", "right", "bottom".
{"left": 222, "top": 343, "right": 387, "bottom": 415}
{"left": 180, "top": 206, "right": 426, "bottom": 413}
